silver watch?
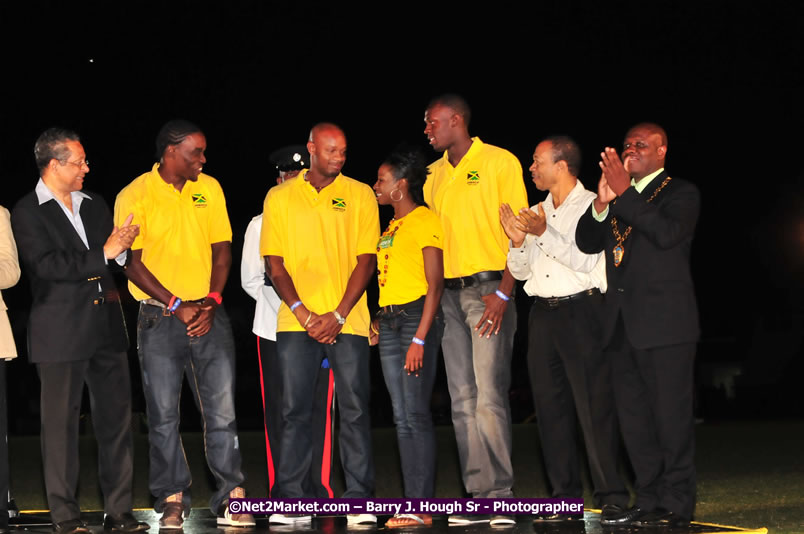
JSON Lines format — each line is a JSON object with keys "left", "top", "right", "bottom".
{"left": 332, "top": 310, "right": 346, "bottom": 325}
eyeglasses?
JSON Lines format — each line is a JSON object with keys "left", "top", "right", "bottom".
{"left": 62, "top": 159, "right": 89, "bottom": 168}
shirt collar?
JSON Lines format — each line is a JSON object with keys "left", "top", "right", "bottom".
{"left": 442, "top": 137, "right": 484, "bottom": 169}
{"left": 35, "top": 178, "right": 91, "bottom": 207}
{"left": 544, "top": 179, "right": 585, "bottom": 212}
{"left": 632, "top": 167, "right": 665, "bottom": 194}
{"left": 299, "top": 169, "right": 342, "bottom": 191}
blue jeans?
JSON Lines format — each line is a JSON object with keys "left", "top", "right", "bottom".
{"left": 276, "top": 332, "right": 374, "bottom": 498}
{"left": 440, "top": 280, "right": 516, "bottom": 498}
{"left": 137, "top": 303, "right": 244, "bottom": 514}
{"left": 378, "top": 299, "right": 443, "bottom": 498}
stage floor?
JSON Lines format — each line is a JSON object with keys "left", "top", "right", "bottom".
{"left": 9, "top": 510, "right": 767, "bottom": 534}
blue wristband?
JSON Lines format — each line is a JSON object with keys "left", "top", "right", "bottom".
{"left": 412, "top": 337, "right": 425, "bottom": 346}
{"left": 495, "top": 289, "right": 510, "bottom": 302}
{"left": 169, "top": 297, "right": 182, "bottom": 313}
{"left": 289, "top": 300, "right": 302, "bottom": 312}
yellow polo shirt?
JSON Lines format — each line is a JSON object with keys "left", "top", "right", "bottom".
{"left": 377, "top": 206, "right": 443, "bottom": 307}
{"left": 261, "top": 170, "right": 379, "bottom": 336}
{"left": 424, "top": 137, "right": 527, "bottom": 278}
{"left": 114, "top": 163, "right": 232, "bottom": 301}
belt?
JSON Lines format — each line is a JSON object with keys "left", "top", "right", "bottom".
{"left": 141, "top": 298, "right": 204, "bottom": 316}
{"left": 444, "top": 270, "right": 503, "bottom": 290}
{"left": 142, "top": 298, "right": 167, "bottom": 309}
{"left": 377, "top": 296, "right": 425, "bottom": 318}
{"left": 534, "top": 288, "right": 601, "bottom": 309}
{"left": 141, "top": 298, "right": 172, "bottom": 316}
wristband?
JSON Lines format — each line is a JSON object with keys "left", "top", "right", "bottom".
{"left": 303, "top": 312, "right": 313, "bottom": 328}
{"left": 207, "top": 291, "right": 223, "bottom": 305}
{"left": 168, "top": 296, "right": 182, "bottom": 313}
{"left": 289, "top": 300, "right": 302, "bottom": 312}
{"left": 495, "top": 289, "right": 510, "bottom": 302}
{"left": 412, "top": 337, "right": 425, "bottom": 346}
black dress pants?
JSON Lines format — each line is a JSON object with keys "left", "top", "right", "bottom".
{"left": 608, "top": 315, "right": 696, "bottom": 519}
{"left": 527, "top": 294, "right": 628, "bottom": 506}
{"left": 257, "top": 336, "right": 335, "bottom": 498}
{"left": 37, "top": 347, "right": 134, "bottom": 523}
{"left": 0, "top": 362, "right": 8, "bottom": 528}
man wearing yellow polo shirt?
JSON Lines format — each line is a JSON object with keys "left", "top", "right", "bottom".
{"left": 423, "top": 95, "right": 528, "bottom": 526}
{"left": 262, "top": 123, "right": 378, "bottom": 525}
{"left": 114, "top": 120, "right": 253, "bottom": 529}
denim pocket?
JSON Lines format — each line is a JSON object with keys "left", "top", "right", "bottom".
{"left": 399, "top": 306, "right": 423, "bottom": 320}
{"left": 137, "top": 305, "right": 162, "bottom": 332}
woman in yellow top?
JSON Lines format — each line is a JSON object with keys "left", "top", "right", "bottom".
{"left": 371, "top": 146, "right": 444, "bottom": 528}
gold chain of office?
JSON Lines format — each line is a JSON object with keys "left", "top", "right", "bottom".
{"left": 610, "top": 176, "right": 672, "bottom": 267}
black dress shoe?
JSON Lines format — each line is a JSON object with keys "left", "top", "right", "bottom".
{"left": 601, "top": 504, "right": 626, "bottom": 520}
{"left": 103, "top": 512, "right": 150, "bottom": 532}
{"left": 599, "top": 506, "right": 650, "bottom": 526}
{"left": 632, "top": 510, "right": 690, "bottom": 528}
{"left": 533, "top": 513, "right": 579, "bottom": 522}
{"left": 53, "top": 519, "right": 90, "bottom": 534}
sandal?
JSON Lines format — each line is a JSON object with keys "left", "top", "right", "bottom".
{"left": 385, "top": 514, "right": 433, "bottom": 528}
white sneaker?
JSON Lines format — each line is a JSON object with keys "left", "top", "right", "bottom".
{"left": 347, "top": 513, "right": 377, "bottom": 525}
{"left": 268, "top": 514, "right": 312, "bottom": 525}
{"left": 218, "top": 487, "right": 256, "bottom": 527}
{"left": 490, "top": 514, "right": 517, "bottom": 526}
{"left": 448, "top": 514, "right": 491, "bottom": 525}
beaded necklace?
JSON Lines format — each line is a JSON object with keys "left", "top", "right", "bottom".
{"left": 376, "top": 218, "right": 404, "bottom": 287}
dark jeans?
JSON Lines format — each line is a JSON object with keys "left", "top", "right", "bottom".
{"left": 137, "top": 303, "right": 244, "bottom": 514}
{"left": 276, "top": 332, "right": 374, "bottom": 498}
{"left": 378, "top": 299, "right": 443, "bottom": 498}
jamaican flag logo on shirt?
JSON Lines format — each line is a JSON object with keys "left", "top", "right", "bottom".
{"left": 192, "top": 193, "right": 207, "bottom": 207}
{"left": 332, "top": 198, "right": 347, "bottom": 212}
{"left": 467, "top": 171, "right": 480, "bottom": 185}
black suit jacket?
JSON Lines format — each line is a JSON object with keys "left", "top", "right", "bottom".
{"left": 576, "top": 171, "right": 700, "bottom": 350}
{"left": 11, "top": 189, "right": 128, "bottom": 363}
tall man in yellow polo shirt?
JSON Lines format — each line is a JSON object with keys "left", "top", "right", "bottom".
{"left": 114, "top": 120, "right": 253, "bottom": 529}
{"left": 423, "top": 95, "right": 528, "bottom": 525}
{"left": 261, "top": 123, "right": 379, "bottom": 522}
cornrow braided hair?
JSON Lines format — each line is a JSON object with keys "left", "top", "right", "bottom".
{"left": 155, "top": 119, "right": 203, "bottom": 159}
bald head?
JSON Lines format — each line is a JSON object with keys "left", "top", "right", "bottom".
{"left": 309, "top": 122, "right": 345, "bottom": 143}
{"left": 307, "top": 122, "right": 347, "bottom": 180}
{"left": 626, "top": 122, "right": 667, "bottom": 147}
{"left": 622, "top": 122, "right": 668, "bottom": 180}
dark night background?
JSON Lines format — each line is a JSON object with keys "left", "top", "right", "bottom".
{"left": 0, "top": 1, "right": 802, "bottom": 433}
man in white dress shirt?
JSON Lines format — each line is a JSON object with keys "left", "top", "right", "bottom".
{"left": 501, "top": 136, "right": 628, "bottom": 522}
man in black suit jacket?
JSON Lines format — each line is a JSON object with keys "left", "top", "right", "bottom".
{"left": 576, "top": 123, "right": 700, "bottom": 528}
{"left": 11, "top": 128, "right": 147, "bottom": 534}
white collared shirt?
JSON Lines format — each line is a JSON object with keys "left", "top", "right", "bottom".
{"left": 36, "top": 178, "right": 92, "bottom": 249}
{"left": 35, "top": 179, "right": 125, "bottom": 268}
{"left": 507, "top": 180, "right": 606, "bottom": 298}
